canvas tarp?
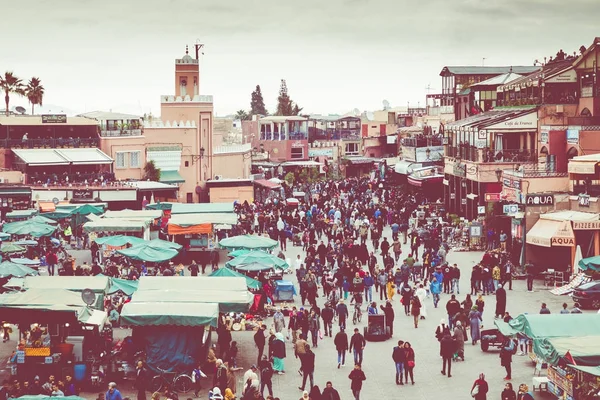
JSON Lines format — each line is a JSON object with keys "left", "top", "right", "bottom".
{"left": 94, "top": 235, "right": 146, "bottom": 247}
{"left": 219, "top": 234, "right": 278, "bottom": 250}
{"left": 171, "top": 203, "right": 234, "bottom": 215}
{"left": 120, "top": 301, "right": 219, "bottom": 327}
{"left": 2, "top": 221, "right": 56, "bottom": 237}
{"left": 117, "top": 244, "right": 179, "bottom": 262}
{"left": 136, "top": 276, "right": 248, "bottom": 293}
{"left": 0, "top": 261, "right": 39, "bottom": 278}
{"left": 0, "top": 288, "right": 85, "bottom": 309}
{"left": 108, "top": 277, "right": 139, "bottom": 296}
{"left": 533, "top": 336, "right": 600, "bottom": 366}
{"left": 168, "top": 214, "right": 238, "bottom": 235}
{"left": 145, "top": 202, "right": 174, "bottom": 211}
{"left": 5, "top": 210, "right": 38, "bottom": 219}
{"left": 103, "top": 210, "right": 163, "bottom": 220}
{"left": 84, "top": 219, "right": 149, "bottom": 233}
{"left": 209, "top": 267, "right": 262, "bottom": 290}
{"left": 579, "top": 255, "right": 600, "bottom": 272}
{"left": 225, "top": 251, "right": 288, "bottom": 270}
{"left": 568, "top": 365, "right": 600, "bottom": 377}
{"left": 131, "top": 289, "right": 253, "bottom": 313}
{"left": 494, "top": 314, "right": 600, "bottom": 338}
{"left": 24, "top": 276, "right": 110, "bottom": 294}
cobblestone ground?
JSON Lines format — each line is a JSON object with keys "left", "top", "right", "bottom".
{"left": 0, "top": 238, "right": 578, "bottom": 399}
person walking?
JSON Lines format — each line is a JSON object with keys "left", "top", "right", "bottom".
{"left": 410, "top": 295, "right": 421, "bottom": 328}
{"left": 445, "top": 294, "right": 461, "bottom": 329}
{"left": 308, "top": 310, "right": 320, "bottom": 348}
{"left": 430, "top": 276, "right": 442, "bottom": 308}
{"left": 502, "top": 382, "right": 517, "bottom": 400}
{"left": 349, "top": 328, "right": 366, "bottom": 366}
{"left": 379, "top": 301, "right": 395, "bottom": 336}
{"left": 321, "top": 381, "right": 341, "bottom": 400}
{"left": 270, "top": 332, "right": 286, "bottom": 375}
{"left": 348, "top": 364, "right": 366, "bottom": 400}
{"left": 452, "top": 321, "right": 465, "bottom": 361}
{"left": 469, "top": 305, "right": 483, "bottom": 345}
{"left": 336, "top": 299, "right": 349, "bottom": 330}
{"left": 254, "top": 325, "right": 267, "bottom": 364}
{"left": 440, "top": 333, "right": 455, "bottom": 377}
{"left": 135, "top": 361, "right": 148, "bottom": 400}
{"left": 298, "top": 348, "right": 315, "bottom": 392}
{"left": 500, "top": 337, "right": 515, "bottom": 380}
{"left": 403, "top": 342, "right": 416, "bottom": 385}
{"left": 334, "top": 328, "right": 349, "bottom": 368}
{"left": 495, "top": 284, "right": 507, "bottom": 319}
{"left": 321, "top": 303, "right": 334, "bottom": 337}
{"left": 392, "top": 340, "right": 406, "bottom": 385}
{"left": 471, "top": 373, "right": 489, "bottom": 400}
{"left": 259, "top": 356, "right": 274, "bottom": 398}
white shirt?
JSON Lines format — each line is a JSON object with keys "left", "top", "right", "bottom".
{"left": 295, "top": 258, "right": 303, "bottom": 270}
{"left": 243, "top": 370, "right": 258, "bottom": 384}
{"left": 277, "top": 219, "right": 285, "bottom": 231}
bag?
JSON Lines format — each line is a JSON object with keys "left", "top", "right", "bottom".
{"left": 407, "top": 360, "right": 415, "bottom": 368}
{"left": 510, "top": 339, "right": 518, "bottom": 355}
{"left": 471, "top": 384, "right": 479, "bottom": 398}
{"left": 319, "top": 330, "right": 323, "bottom": 340}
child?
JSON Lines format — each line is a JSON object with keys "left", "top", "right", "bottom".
{"left": 423, "top": 278, "right": 431, "bottom": 298}
{"left": 191, "top": 364, "right": 207, "bottom": 397}
{"left": 228, "top": 341, "right": 239, "bottom": 368}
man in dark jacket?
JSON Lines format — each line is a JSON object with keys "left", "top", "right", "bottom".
{"left": 298, "top": 348, "right": 315, "bottom": 392}
{"left": 392, "top": 340, "right": 406, "bottom": 385}
{"left": 336, "top": 299, "right": 349, "bottom": 330}
{"left": 334, "top": 328, "right": 349, "bottom": 368}
{"left": 440, "top": 334, "right": 455, "bottom": 377}
{"left": 254, "top": 324, "right": 267, "bottom": 364}
{"left": 495, "top": 284, "right": 507, "bottom": 319}
{"left": 380, "top": 301, "right": 395, "bottom": 336}
{"left": 321, "top": 303, "right": 335, "bottom": 337}
{"left": 321, "top": 381, "right": 341, "bottom": 400}
{"left": 445, "top": 295, "right": 461, "bottom": 330}
{"left": 135, "top": 361, "right": 147, "bottom": 400}
{"left": 349, "top": 328, "right": 366, "bottom": 366}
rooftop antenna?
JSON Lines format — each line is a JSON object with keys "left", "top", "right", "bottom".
{"left": 424, "top": 83, "right": 435, "bottom": 94}
{"left": 482, "top": 57, "right": 487, "bottom": 66}
{"left": 194, "top": 41, "right": 205, "bottom": 60}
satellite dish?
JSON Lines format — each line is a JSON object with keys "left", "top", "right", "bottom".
{"left": 366, "top": 112, "right": 375, "bottom": 121}
{"left": 15, "top": 106, "right": 26, "bottom": 115}
{"left": 81, "top": 289, "right": 96, "bottom": 306}
{"left": 52, "top": 197, "right": 60, "bottom": 205}
{"left": 382, "top": 100, "right": 390, "bottom": 110}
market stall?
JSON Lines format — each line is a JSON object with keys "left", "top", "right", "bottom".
{"left": 23, "top": 276, "right": 110, "bottom": 310}
{"left": 83, "top": 219, "right": 151, "bottom": 241}
{"left": 2, "top": 220, "right": 57, "bottom": 238}
{"left": 131, "top": 289, "right": 253, "bottom": 313}
{"left": 117, "top": 243, "right": 180, "bottom": 263}
{"left": 219, "top": 234, "right": 278, "bottom": 251}
{"left": 136, "top": 276, "right": 248, "bottom": 293}
{"left": 225, "top": 251, "right": 288, "bottom": 270}
{"left": 209, "top": 267, "right": 262, "bottom": 290}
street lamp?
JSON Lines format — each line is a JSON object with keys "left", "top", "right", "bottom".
{"left": 495, "top": 168, "right": 502, "bottom": 183}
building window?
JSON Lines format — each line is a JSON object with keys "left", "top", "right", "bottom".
{"left": 345, "top": 143, "right": 359, "bottom": 156}
{"left": 130, "top": 151, "right": 141, "bottom": 168}
{"left": 115, "top": 152, "right": 126, "bottom": 169}
{"left": 185, "top": 161, "right": 189, "bottom": 167}
{"left": 291, "top": 148, "right": 304, "bottom": 159}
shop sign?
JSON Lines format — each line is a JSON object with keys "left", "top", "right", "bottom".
{"left": 503, "top": 204, "right": 519, "bottom": 214}
{"left": 503, "top": 177, "right": 521, "bottom": 190}
{"left": 453, "top": 162, "right": 466, "bottom": 178}
{"left": 308, "top": 148, "right": 333, "bottom": 157}
{"left": 73, "top": 189, "right": 94, "bottom": 200}
{"left": 474, "top": 139, "right": 487, "bottom": 149}
{"left": 485, "top": 112, "right": 537, "bottom": 130}
{"left": 567, "top": 129, "right": 579, "bottom": 144}
{"left": 415, "top": 146, "right": 443, "bottom": 162}
{"left": 485, "top": 193, "right": 501, "bottom": 202}
{"left": 461, "top": 198, "right": 467, "bottom": 205}
{"left": 477, "top": 206, "right": 486, "bottom": 215}
{"left": 573, "top": 221, "right": 600, "bottom": 230}
{"left": 41, "top": 114, "right": 67, "bottom": 124}
{"left": 470, "top": 223, "right": 483, "bottom": 237}
{"left": 579, "top": 194, "right": 590, "bottom": 207}
{"left": 540, "top": 130, "right": 549, "bottom": 144}
{"left": 525, "top": 194, "right": 554, "bottom": 206}
{"left": 551, "top": 220, "right": 575, "bottom": 247}
{"left": 450, "top": 193, "right": 456, "bottom": 200}
{"left": 291, "top": 140, "right": 304, "bottom": 148}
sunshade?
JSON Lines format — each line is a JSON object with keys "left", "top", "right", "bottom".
{"left": 94, "top": 235, "right": 146, "bottom": 247}
{"left": 146, "top": 238, "right": 182, "bottom": 250}
{"left": 132, "top": 289, "right": 254, "bottom": 313}
{"left": 120, "top": 301, "right": 219, "bottom": 327}
{"left": 0, "top": 261, "right": 39, "bottom": 278}
{"left": 83, "top": 219, "right": 149, "bottom": 233}
{"left": 0, "top": 243, "right": 25, "bottom": 254}
{"left": 495, "top": 313, "right": 600, "bottom": 338}
{"left": 69, "top": 204, "right": 103, "bottom": 216}
{"left": 5, "top": 210, "right": 37, "bottom": 219}
{"left": 228, "top": 249, "right": 251, "bottom": 257}
{"left": 568, "top": 365, "right": 600, "bottom": 377}
{"left": 171, "top": 203, "right": 234, "bottom": 214}
{"left": 14, "top": 240, "right": 38, "bottom": 246}
{"left": 145, "top": 202, "right": 174, "bottom": 211}
{"left": 107, "top": 277, "right": 139, "bottom": 296}
{"left": 2, "top": 220, "right": 57, "bottom": 237}
{"left": 117, "top": 244, "right": 179, "bottom": 262}
{"left": 137, "top": 276, "right": 248, "bottom": 292}
{"left": 17, "top": 395, "right": 88, "bottom": 400}
{"left": 28, "top": 215, "right": 59, "bottom": 225}
{"left": 3, "top": 277, "right": 24, "bottom": 290}
{"left": 233, "top": 262, "right": 276, "bottom": 272}
{"left": 225, "top": 251, "right": 288, "bottom": 270}
{"left": 0, "top": 288, "right": 85, "bottom": 309}
{"left": 533, "top": 336, "right": 600, "bottom": 366}
{"left": 24, "top": 276, "right": 110, "bottom": 294}
{"left": 219, "top": 234, "right": 278, "bottom": 250}
{"left": 579, "top": 255, "right": 600, "bottom": 272}
{"left": 0, "top": 233, "right": 10, "bottom": 240}
{"left": 10, "top": 257, "right": 40, "bottom": 266}
{"left": 40, "top": 211, "right": 72, "bottom": 220}
{"left": 209, "top": 267, "right": 262, "bottom": 290}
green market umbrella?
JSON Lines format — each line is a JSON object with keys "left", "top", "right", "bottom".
{"left": 69, "top": 204, "right": 103, "bottom": 216}
{"left": 209, "top": 266, "right": 262, "bottom": 290}
{"left": 29, "top": 215, "right": 59, "bottom": 225}
{"left": 14, "top": 239, "right": 38, "bottom": 246}
{"left": 0, "top": 261, "right": 39, "bottom": 278}
{"left": 219, "top": 234, "right": 278, "bottom": 250}
{"left": 0, "top": 232, "right": 10, "bottom": 241}
{"left": 2, "top": 220, "right": 57, "bottom": 237}
{"left": 579, "top": 255, "right": 600, "bottom": 272}
{"left": 94, "top": 235, "right": 146, "bottom": 247}
{"left": 117, "top": 243, "right": 179, "bottom": 262}
{"left": 147, "top": 238, "right": 182, "bottom": 250}
{"left": 228, "top": 249, "right": 251, "bottom": 258}
{"left": 0, "top": 243, "right": 26, "bottom": 254}
{"left": 232, "top": 262, "right": 275, "bottom": 272}
{"left": 10, "top": 258, "right": 40, "bottom": 266}
{"left": 108, "top": 277, "right": 139, "bottom": 296}
{"left": 225, "top": 250, "right": 288, "bottom": 270}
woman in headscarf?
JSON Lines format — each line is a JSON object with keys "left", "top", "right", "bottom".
{"left": 209, "top": 387, "right": 224, "bottom": 400}
{"left": 299, "top": 390, "right": 310, "bottom": 400}
{"left": 471, "top": 373, "right": 489, "bottom": 400}
{"left": 224, "top": 388, "right": 236, "bottom": 400}
{"left": 309, "top": 384, "right": 322, "bottom": 400}
{"left": 475, "top": 294, "right": 485, "bottom": 318}
{"left": 452, "top": 321, "right": 465, "bottom": 361}
{"left": 469, "top": 305, "right": 483, "bottom": 345}
{"left": 270, "top": 332, "right": 286, "bottom": 374}
{"left": 415, "top": 283, "right": 427, "bottom": 319}
{"left": 435, "top": 319, "right": 450, "bottom": 356}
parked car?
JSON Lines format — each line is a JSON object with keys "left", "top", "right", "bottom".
{"left": 480, "top": 328, "right": 506, "bottom": 352}
{"left": 573, "top": 281, "right": 600, "bottom": 309}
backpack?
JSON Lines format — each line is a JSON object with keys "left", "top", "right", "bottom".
{"left": 511, "top": 339, "right": 518, "bottom": 355}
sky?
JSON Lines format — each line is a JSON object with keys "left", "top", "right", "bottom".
{"left": 2, "top": 0, "right": 600, "bottom": 117}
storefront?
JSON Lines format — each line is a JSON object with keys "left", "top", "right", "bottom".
{"left": 0, "top": 186, "right": 32, "bottom": 220}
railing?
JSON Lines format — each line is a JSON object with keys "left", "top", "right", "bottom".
{"left": 445, "top": 145, "right": 537, "bottom": 163}
{"left": 2, "top": 138, "right": 99, "bottom": 149}
{"left": 401, "top": 137, "right": 443, "bottom": 147}
{"left": 497, "top": 93, "right": 578, "bottom": 107}
{"left": 573, "top": 184, "right": 600, "bottom": 197}
{"left": 568, "top": 116, "right": 600, "bottom": 126}
{"left": 503, "top": 166, "right": 568, "bottom": 178}
{"left": 27, "top": 172, "right": 116, "bottom": 186}
{"left": 259, "top": 132, "right": 307, "bottom": 141}
{"left": 100, "top": 129, "right": 143, "bottom": 137}
{"left": 310, "top": 130, "right": 360, "bottom": 141}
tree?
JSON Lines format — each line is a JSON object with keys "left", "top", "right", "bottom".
{"left": 235, "top": 109, "right": 250, "bottom": 121}
{"left": 25, "top": 77, "right": 44, "bottom": 115}
{"left": 250, "top": 85, "right": 267, "bottom": 116}
{"left": 0, "top": 72, "right": 24, "bottom": 116}
{"left": 275, "top": 79, "right": 301, "bottom": 116}
{"left": 142, "top": 160, "right": 161, "bottom": 181}
{"left": 291, "top": 102, "right": 303, "bottom": 116}
{"left": 284, "top": 172, "right": 295, "bottom": 186}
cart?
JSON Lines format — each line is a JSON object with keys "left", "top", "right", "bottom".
{"left": 363, "top": 314, "right": 390, "bottom": 342}
{"left": 274, "top": 280, "right": 296, "bottom": 301}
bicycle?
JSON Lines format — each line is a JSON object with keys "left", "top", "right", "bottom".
{"left": 352, "top": 302, "right": 363, "bottom": 325}
{"left": 150, "top": 366, "right": 193, "bottom": 395}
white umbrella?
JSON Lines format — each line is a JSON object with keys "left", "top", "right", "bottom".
{"left": 573, "top": 244, "right": 583, "bottom": 276}
{"left": 269, "top": 177, "right": 282, "bottom": 184}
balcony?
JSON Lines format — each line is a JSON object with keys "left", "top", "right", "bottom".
{"left": 2, "top": 137, "right": 99, "bottom": 149}
{"left": 401, "top": 137, "right": 443, "bottom": 147}
{"left": 503, "top": 166, "right": 568, "bottom": 178}
{"left": 27, "top": 171, "right": 116, "bottom": 187}
{"left": 259, "top": 131, "right": 307, "bottom": 141}
{"left": 100, "top": 129, "right": 143, "bottom": 137}
{"left": 445, "top": 145, "right": 537, "bottom": 164}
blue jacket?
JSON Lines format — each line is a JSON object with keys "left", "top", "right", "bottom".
{"left": 430, "top": 280, "right": 442, "bottom": 295}
{"left": 433, "top": 271, "right": 444, "bottom": 285}
{"left": 363, "top": 276, "right": 374, "bottom": 287}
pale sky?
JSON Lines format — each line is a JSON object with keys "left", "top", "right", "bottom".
{"left": 3, "top": 0, "right": 599, "bottom": 117}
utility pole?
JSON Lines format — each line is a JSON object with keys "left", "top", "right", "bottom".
{"left": 482, "top": 57, "right": 487, "bottom": 66}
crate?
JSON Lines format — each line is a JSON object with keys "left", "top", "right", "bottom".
{"left": 24, "top": 347, "right": 51, "bottom": 357}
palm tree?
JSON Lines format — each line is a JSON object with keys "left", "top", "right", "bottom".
{"left": 26, "top": 77, "right": 44, "bottom": 115}
{"left": 0, "top": 72, "right": 25, "bottom": 116}
{"left": 235, "top": 109, "right": 249, "bottom": 121}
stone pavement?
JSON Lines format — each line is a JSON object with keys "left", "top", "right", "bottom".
{"left": 0, "top": 234, "right": 579, "bottom": 399}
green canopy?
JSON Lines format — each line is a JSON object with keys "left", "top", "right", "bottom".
{"left": 0, "top": 288, "right": 85, "bottom": 309}
{"left": 579, "top": 255, "right": 600, "bottom": 272}
{"left": 568, "top": 365, "right": 600, "bottom": 377}
{"left": 171, "top": 203, "right": 234, "bottom": 215}
{"left": 219, "top": 234, "right": 278, "bottom": 250}
{"left": 69, "top": 204, "right": 103, "bottom": 216}
{"left": 24, "top": 276, "right": 111, "bottom": 294}
{"left": 120, "top": 301, "right": 219, "bottom": 327}
{"left": 137, "top": 276, "right": 248, "bottom": 292}
{"left": 132, "top": 289, "right": 253, "bottom": 313}
{"left": 233, "top": 262, "right": 277, "bottom": 272}
{"left": 229, "top": 249, "right": 251, "bottom": 257}
{"left": 0, "top": 232, "right": 10, "bottom": 240}
{"left": 5, "top": 209, "right": 38, "bottom": 220}
{"left": 18, "top": 395, "right": 88, "bottom": 400}
{"left": 210, "top": 267, "right": 262, "bottom": 290}
{"left": 28, "top": 215, "right": 59, "bottom": 225}
{"left": 145, "top": 202, "right": 174, "bottom": 211}
{"left": 225, "top": 250, "right": 288, "bottom": 270}
{"left": 146, "top": 238, "right": 182, "bottom": 250}
{"left": 533, "top": 336, "right": 600, "bottom": 366}
{"left": 40, "top": 211, "right": 72, "bottom": 220}
{"left": 2, "top": 220, "right": 57, "bottom": 237}
{"left": 94, "top": 235, "right": 146, "bottom": 247}
{"left": 159, "top": 170, "right": 185, "bottom": 184}
{"left": 117, "top": 244, "right": 179, "bottom": 262}
{"left": 495, "top": 314, "right": 600, "bottom": 338}
{"left": 108, "top": 277, "right": 139, "bottom": 296}
{"left": 0, "top": 261, "right": 39, "bottom": 278}
{"left": 0, "top": 243, "right": 25, "bottom": 254}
